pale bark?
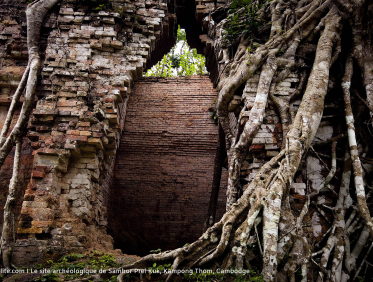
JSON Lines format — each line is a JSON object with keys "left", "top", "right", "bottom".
{"left": 0, "top": 137, "right": 21, "bottom": 268}
{"left": 0, "top": 65, "right": 30, "bottom": 148}
{"left": 0, "top": 0, "right": 61, "bottom": 167}
{"left": 342, "top": 56, "right": 373, "bottom": 239}
{"left": 226, "top": 53, "right": 277, "bottom": 211}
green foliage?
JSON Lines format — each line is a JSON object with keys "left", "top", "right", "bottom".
{"left": 175, "top": 48, "right": 203, "bottom": 76}
{"left": 242, "top": 269, "right": 264, "bottom": 282}
{"left": 356, "top": 276, "right": 365, "bottom": 282}
{"left": 233, "top": 275, "right": 249, "bottom": 282}
{"left": 183, "top": 271, "right": 223, "bottom": 282}
{"left": 87, "top": 253, "right": 118, "bottom": 270}
{"left": 64, "top": 253, "right": 84, "bottom": 262}
{"left": 223, "top": 0, "right": 266, "bottom": 46}
{"left": 93, "top": 4, "right": 107, "bottom": 10}
{"left": 99, "top": 275, "right": 117, "bottom": 282}
{"left": 145, "top": 54, "right": 173, "bottom": 77}
{"left": 45, "top": 256, "right": 86, "bottom": 281}
{"left": 144, "top": 26, "right": 207, "bottom": 77}
{"left": 84, "top": 0, "right": 110, "bottom": 11}
{"left": 148, "top": 263, "right": 171, "bottom": 275}
{"left": 176, "top": 26, "right": 187, "bottom": 42}
{"left": 150, "top": 248, "right": 162, "bottom": 253}
{"left": 34, "top": 252, "right": 120, "bottom": 282}
{"left": 209, "top": 99, "right": 218, "bottom": 125}
{"left": 35, "top": 272, "right": 59, "bottom": 282}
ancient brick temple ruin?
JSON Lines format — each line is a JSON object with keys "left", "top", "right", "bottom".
{"left": 0, "top": 0, "right": 344, "bottom": 266}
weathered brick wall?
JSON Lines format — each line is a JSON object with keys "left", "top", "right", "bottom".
{"left": 0, "top": 0, "right": 181, "bottom": 265}
{"left": 108, "top": 76, "right": 224, "bottom": 255}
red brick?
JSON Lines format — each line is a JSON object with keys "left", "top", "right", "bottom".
{"left": 103, "top": 97, "right": 114, "bottom": 103}
{"left": 57, "top": 100, "right": 77, "bottom": 107}
{"left": 66, "top": 130, "right": 79, "bottom": 135}
{"left": 66, "top": 135, "right": 88, "bottom": 143}
{"left": 249, "top": 144, "right": 264, "bottom": 152}
{"left": 31, "top": 165, "right": 48, "bottom": 179}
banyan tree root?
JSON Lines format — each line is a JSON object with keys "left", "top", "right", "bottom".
{"left": 0, "top": 137, "right": 21, "bottom": 268}
{"left": 116, "top": 0, "right": 373, "bottom": 281}
{"left": 0, "top": 0, "right": 61, "bottom": 268}
{"left": 341, "top": 56, "right": 373, "bottom": 239}
{"left": 311, "top": 150, "right": 351, "bottom": 282}
{"left": 226, "top": 52, "right": 278, "bottom": 211}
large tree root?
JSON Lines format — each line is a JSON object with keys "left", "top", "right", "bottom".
{"left": 226, "top": 52, "right": 278, "bottom": 210}
{"left": 0, "top": 137, "right": 21, "bottom": 268}
{"left": 307, "top": 50, "right": 373, "bottom": 281}
{"left": 341, "top": 56, "right": 373, "bottom": 239}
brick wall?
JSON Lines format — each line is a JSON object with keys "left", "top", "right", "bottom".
{"left": 0, "top": 0, "right": 180, "bottom": 265}
{"left": 108, "top": 76, "right": 225, "bottom": 255}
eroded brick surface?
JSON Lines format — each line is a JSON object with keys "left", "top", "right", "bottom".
{"left": 108, "top": 76, "right": 223, "bottom": 254}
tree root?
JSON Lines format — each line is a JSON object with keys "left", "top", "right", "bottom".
{"left": 0, "top": 136, "right": 21, "bottom": 268}
{"left": 342, "top": 56, "right": 373, "bottom": 239}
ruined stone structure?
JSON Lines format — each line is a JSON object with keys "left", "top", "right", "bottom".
{"left": 0, "top": 0, "right": 347, "bottom": 267}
